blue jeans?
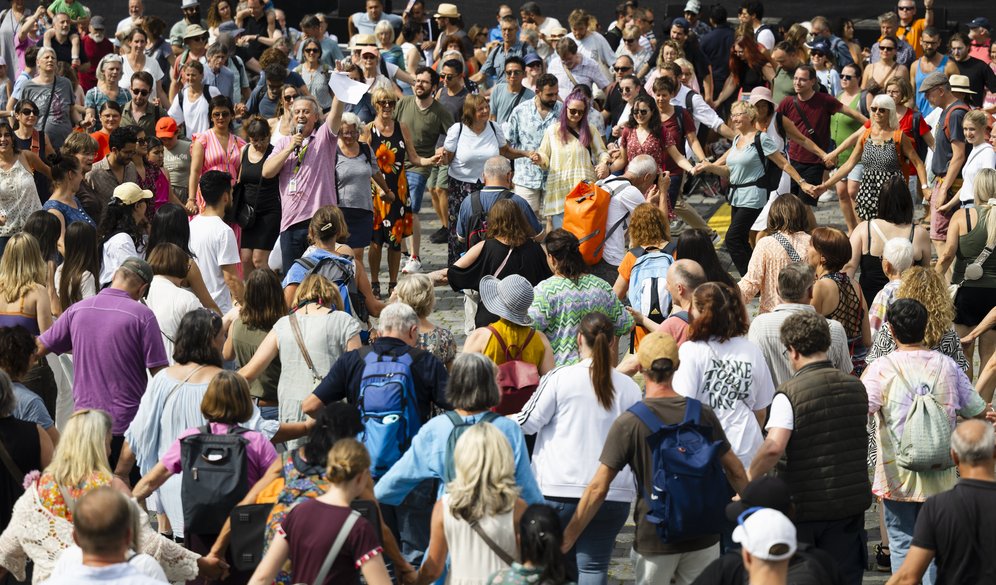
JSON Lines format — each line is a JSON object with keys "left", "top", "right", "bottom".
{"left": 549, "top": 213, "right": 564, "bottom": 230}
{"left": 406, "top": 171, "right": 428, "bottom": 213}
{"left": 544, "top": 497, "right": 630, "bottom": 585}
{"left": 258, "top": 405, "right": 278, "bottom": 421}
{"left": 279, "top": 220, "right": 311, "bottom": 273}
{"left": 381, "top": 478, "right": 436, "bottom": 567}
{"left": 884, "top": 499, "right": 936, "bottom": 585}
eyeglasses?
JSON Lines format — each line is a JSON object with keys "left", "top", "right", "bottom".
{"left": 880, "top": 45, "right": 896, "bottom": 52}
{"left": 304, "top": 48, "right": 320, "bottom": 54}
{"left": 632, "top": 108, "right": 650, "bottom": 115}
{"left": 283, "top": 94, "right": 298, "bottom": 101}
{"left": 624, "top": 37, "right": 638, "bottom": 43}
{"left": 567, "top": 107, "right": 585, "bottom": 115}
{"left": 377, "top": 100, "right": 397, "bottom": 107}
{"left": 441, "top": 73, "right": 456, "bottom": 80}
{"left": 505, "top": 69, "right": 524, "bottom": 76}
{"left": 18, "top": 109, "right": 37, "bottom": 116}
{"left": 840, "top": 74, "right": 854, "bottom": 80}
{"left": 897, "top": 5, "right": 915, "bottom": 10}
{"left": 361, "top": 54, "right": 377, "bottom": 60}
{"left": 620, "top": 86, "right": 634, "bottom": 92}
{"left": 614, "top": 65, "right": 633, "bottom": 72}
{"left": 131, "top": 88, "right": 150, "bottom": 95}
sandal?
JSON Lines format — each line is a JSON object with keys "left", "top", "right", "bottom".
{"left": 874, "top": 544, "right": 891, "bottom": 572}
{"left": 371, "top": 282, "right": 381, "bottom": 299}
{"left": 388, "top": 282, "right": 397, "bottom": 298}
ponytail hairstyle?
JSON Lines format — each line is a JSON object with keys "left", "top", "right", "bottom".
{"left": 325, "top": 437, "right": 371, "bottom": 484}
{"left": 579, "top": 312, "right": 616, "bottom": 410}
{"left": 973, "top": 168, "right": 996, "bottom": 250}
{"left": 519, "top": 504, "right": 570, "bottom": 585}
{"left": 544, "top": 229, "right": 587, "bottom": 279}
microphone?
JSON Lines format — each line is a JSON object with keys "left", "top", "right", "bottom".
{"left": 294, "top": 123, "right": 305, "bottom": 156}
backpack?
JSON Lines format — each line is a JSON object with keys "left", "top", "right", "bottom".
{"left": 442, "top": 411, "right": 501, "bottom": 482}
{"left": 910, "top": 109, "right": 928, "bottom": 162}
{"left": 487, "top": 325, "right": 541, "bottom": 415}
{"left": 466, "top": 189, "right": 514, "bottom": 252}
{"left": 942, "top": 103, "right": 971, "bottom": 142}
{"left": 292, "top": 254, "right": 368, "bottom": 323}
{"left": 358, "top": 345, "right": 422, "bottom": 478}
{"left": 180, "top": 425, "right": 251, "bottom": 535}
{"left": 892, "top": 365, "right": 954, "bottom": 472}
{"left": 563, "top": 177, "right": 632, "bottom": 265}
{"left": 628, "top": 399, "right": 733, "bottom": 542}
{"left": 729, "top": 133, "right": 781, "bottom": 193}
{"left": 627, "top": 246, "right": 674, "bottom": 325}
{"left": 756, "top": 23, "right": 782, "bottom": 46}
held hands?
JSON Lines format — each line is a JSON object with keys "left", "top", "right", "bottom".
{"left": 198, "top": 553, "right": 230, "bottom": 581}
{"left": 822, "top": 151, "right": 838, "bottom": 168}
{"left": 528, "top": 151, "right": 542, "bottom": 164}
{"left": 184, "top": 200, "right": 199, "bottom": 216}
{"left": 595, "top": 162, "right": 610, "bottom": 180}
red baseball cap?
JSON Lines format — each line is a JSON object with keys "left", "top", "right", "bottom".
{"left": 156, "top": 117, "right": 178, "bottom": 138}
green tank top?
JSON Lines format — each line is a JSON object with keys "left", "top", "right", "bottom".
{"left": 954, "top": 207, "right": 996, "bottom": 289}
{"left": 231, "top": 318, "right": 282, "bottom": 401}
{"left": 831, "top": 93, "right": 863, "bottom": 166}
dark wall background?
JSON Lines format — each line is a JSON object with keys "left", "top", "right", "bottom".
{"left": 89, "top": 1, "right": 989, "bottom": 45}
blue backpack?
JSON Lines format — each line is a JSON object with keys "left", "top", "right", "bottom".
{"left": 358, "top": 346, "right": 422, "bottom": 478}
{"left": 627, "top": 247, "right": 674, "bottom": 325}
{"left": 628, "top": 399, "right": 733, "bottom": 542}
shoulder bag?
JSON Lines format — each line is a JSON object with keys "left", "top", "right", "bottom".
{"left": 469, "top": 519, "right": 516, "bottom": 566}
{"left": 0, "top": 438, "right": 24, "bottom": 485}
{"left": 950, "top": 208, "right": 994, "bottom": 300}
{"left": 289, "top": 312, "right": 323, "bottom": 384}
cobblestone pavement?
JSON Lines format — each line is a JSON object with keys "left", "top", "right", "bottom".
{"left": 371, "top": 193, "right": 892, "bottom": 584}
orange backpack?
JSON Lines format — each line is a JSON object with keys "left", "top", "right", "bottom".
{"left": 563, "top": 177, "right": 631, "bottom": 265}
{"left": 859, "top": 127, "right": 907, "bottom": 170}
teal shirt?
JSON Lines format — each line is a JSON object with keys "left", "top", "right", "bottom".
{"left": 727, "top": 132, "right": 779, "bottom": 209}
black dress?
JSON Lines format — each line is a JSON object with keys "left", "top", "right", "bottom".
{"left": 0, "top": 417, "right": 41, "bottom": 532}
{"left": 238, "top": 145, "right": 282, "bottom": 250}
{"left": 448, "top": 239, "right": 553, "bottom": 329}
{"left": 858, "top": 220, "right": 916, "bottom": 305}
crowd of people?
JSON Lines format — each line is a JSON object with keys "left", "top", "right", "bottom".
{"left": 0, "top": 0, "right": 994, "bottom": 584}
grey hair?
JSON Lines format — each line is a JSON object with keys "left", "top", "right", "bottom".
{"left": 777, "top": 263, "right": 815, "bottom": 303}
{"left": 379, "top": 302, "right": 418, "bottom": 334}
{"left": 445, "top": 353, "right": 500, "bottom": 411}
{"left": 291, "top": 95, "right": 322, "bottom": 115}
{"left": 878, "top": 11, "right": 899, "bottom": 24}
{"left": 339, "top": 112, "right": 362, "bottom": 130}
{"left": 951, "top": 419, "right": 995, "bottom": 464}
{"left": 96, "top": 53, "right": 123, "bottom": 82}
{"left": 882, "top": 237, "right": 914, "bottom": 276}
{"left": 520, "top": 28, "right": 538, "bottom": 45}
{"left": 206, "top": 42, "right": 228, "bottom": 58}
{"left": 870, "top": 94, "right": 899, "bottom": 129}
{"left": 36, "top": 46, "right": 57, "bottom": 62}
{"left": 483, "top": 156, "right": 511, "bottom": 180}
{"left": 626, "top": 154, "right": 659, "bottom": 181}
{"left": 0, "top": 370, "right": 15, "bottom": 418}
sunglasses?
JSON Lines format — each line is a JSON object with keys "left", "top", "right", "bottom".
{"left": 18, "top": 108, "right": 38, "bottom": 116}
{"left": 505, "top": 69, "right": 524, "bottom": 76}
{"left": 567, "top": 107, "right": 585, "bottom": 115}
{"left": 840, "top": 74, "right": 854, "bottom": 80}
{"left": 614, "top": 65, "right": 633, "bottom": 72}
{"left": 897, "top": 5, "right": 914, "bottom": 10}
{"left": 632, "top": 108, "right": 650, "bottom": 115}
{"left": 131, "top": 88, "right": 150, "bottom": 95}
{"left": 283, "top": 94, "right": 298, "bottom": 101}
{"left": 304, "top": 48, "right": 320, "bottom": 54}
{"left": 880, "top": 45, "right": 896, "bottom": 51}
{"left": 624, "top": 37, "right": 638, "bottom": 43}
{"left": 377, "top": 100, "right": 397, "bottom": 107}
{"left": 869, "top": 106, "right": 888, "bottom": 113}
{"left": 441, "top": 73, "right": 457, "bottom": 79}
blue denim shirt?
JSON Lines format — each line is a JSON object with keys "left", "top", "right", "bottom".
{"left": 374, "top": 411, "right": 544, "bottom": 506}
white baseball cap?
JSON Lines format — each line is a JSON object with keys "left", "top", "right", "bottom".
{"left": 732, "top": 508, "right": 797, "bottom": 562}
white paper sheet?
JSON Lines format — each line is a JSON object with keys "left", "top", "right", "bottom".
{"left": 328, "top": 71, "right": 372, "bottom": 105}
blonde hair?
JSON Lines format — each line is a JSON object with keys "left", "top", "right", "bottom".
{"left": 446, "top": 423, "right": 519, "bottom": 522}
{"left": 46, "top": 409, "right": 113, "bottom": 488}
{"left": 370, "top": 86, "right": 396, "bottom": 109}
{"left": 394, "top": 274, "right": 435, "bottom": 318}
{"left": 964, "top": 110, "right": 989, "bottom": 137}
{"left": 730, "top": 100, "right": 757, "bottom": 122}
{"left": 293, "top": 274, "right": 344, "bottom": 310}
{"left": 325, "top": 438, "right": 371, "bottom": 483}
{"left": 0, "top": 233, "right": 47, "bottom": 303}
{"left": 870, "top": 94, "right": 899, "bottom": 129}
{"left": 896, "top": 266, "right": 953, "bottom": 348}
{"left": 974, "top": 168, "right": 996, "bottom": 249}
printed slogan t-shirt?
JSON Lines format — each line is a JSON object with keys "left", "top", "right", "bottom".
{"left": 671, "top": 336, "right": 776, "bottom": 468}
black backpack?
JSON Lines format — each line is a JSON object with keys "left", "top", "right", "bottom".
{"left": 465, "top": 189, "right": 514, "bottom": 251}
{"left": 728, "top": 133, "right": 781, "bottom": 194}
{"left": 442, "top": 411, "right": 500, "bottom": 482}
{"left": 180, "top": 425, "right": 251, "bottom": 535}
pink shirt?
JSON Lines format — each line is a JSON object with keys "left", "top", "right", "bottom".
{"left": 160, "top": 422, "right": 278, "bottom": 485}
{"left": 738, "top": 231, "right": 812, "bottom": 314}
{"left": 274, "top": 122, "right": 339, "bottom": 232}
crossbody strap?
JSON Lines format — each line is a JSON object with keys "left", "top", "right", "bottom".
{"left": 772, "top": 233, "right": 801, "bottom": 262}
{"left": 470, "top": 519, "right": 516, "bottom": 566}
{"left": 163, "top": 364, "right": 208, "bottom": 407}
{"left": 289, "top": 312, "right": 322, "bottom": 382}
{"left": 313, "top": 510, "right": 361, "bottom": 585}
{"left": 792, "top": 97, "right": 816, "bottom": 138}
{"left": 493, "top": 247, "right": 514, "bottom": 278}
{"left": 0, "top": 439, "right": 23, "bottom": 485}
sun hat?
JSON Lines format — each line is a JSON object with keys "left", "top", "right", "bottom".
{"left": 732, "top": 508, "right": 798, "bottom": 562}
{"left": 747, "top": 86, "right": 775, "bottom": 106}
{"left": 183, "top": 24, "right": 208, "bottom": 40}
{"left": 348, "top": 33, "right": 378, "bottom": 50}
{"left": 949, "top": 74, "right": 977, "bottom": 95}
{"left": 479, "top": 274, "right": 534, "bottom": 326}
{"left": 434, "top": 3, "right": 460, "bottom": 19}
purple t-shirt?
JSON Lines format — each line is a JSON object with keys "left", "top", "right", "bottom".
{"left": 275, "top": 121, "right": 339, "bottom": 232}
{"left": 161, "top": 422, "right": 278, "bottom": 485}
{"left": 39, "top": 288, "right": 168, "bottom": 434}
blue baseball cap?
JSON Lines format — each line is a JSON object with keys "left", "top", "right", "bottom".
{"left": 968, "top": 17, "right": 991, "bottom": 31}
{"left": 672, "top": 17, "right": 691, "bottom": 30}
{"left": 807, "top": 38, "right": 831, "bottom": 56}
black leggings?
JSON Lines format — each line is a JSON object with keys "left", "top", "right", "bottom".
{"left": 726, "top": 205, "right": 764, "bottom": 275}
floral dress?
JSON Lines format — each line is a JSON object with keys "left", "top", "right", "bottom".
{"left": 265, "top": 452, "right": 330, "bottom": 585}
{"left": 369, "top": 123, "right": 412, "bottom": 250}
{"left": 36, "top": 471, "right": 111, "bottom": 523}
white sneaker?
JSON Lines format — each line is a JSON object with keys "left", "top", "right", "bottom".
{"left": 819, "top": 191, "right": 837, "bottom": 203}
{"left": 402, "top": 256, "right": 422, "bottom": 274}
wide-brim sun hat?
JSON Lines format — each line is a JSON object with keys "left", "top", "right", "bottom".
{"left": 479, "top": 274, "right": 534, "bottom": 327}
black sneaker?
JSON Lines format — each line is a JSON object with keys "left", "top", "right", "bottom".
{"left": 874, "top": 544, "right": 891, "bottom": 572}
{"left": 429, "top": 227, "right": 449, "bottom": 244}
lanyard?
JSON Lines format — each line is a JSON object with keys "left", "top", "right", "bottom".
{"left": 292, "top": 136, "right": 312, "bottom": 175}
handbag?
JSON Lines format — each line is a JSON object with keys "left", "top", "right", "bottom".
{"left": 229, "top": 146, "right": 267, "bottom": 229}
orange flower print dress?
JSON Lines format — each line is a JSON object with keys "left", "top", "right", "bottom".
{"left": 369, "top": 123, "right": 412, "bottom": 250}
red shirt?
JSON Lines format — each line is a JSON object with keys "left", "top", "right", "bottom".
{"left": 777, "top": 91, "right": 842, "bottom": 165}
{"left": 80, "top": 35, "right": 114, "bottom": 91}
{"left": 660, "top": 107, "right": 695, "bottom": 174}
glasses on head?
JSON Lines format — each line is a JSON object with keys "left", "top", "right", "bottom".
{"left": 18, "top": 108, "right": 38, "bottom": 116}
{"left": 131, "top": 88, "right": 150, "bottom": 95}
{"left": 567, "top": 107, "right": 585, "bottom": 115}
{"left": 632, "top": 108, "right": 650, "bottom": 115}
{"left": 880, "top": 45, "right": 896, "bottom": 51}
{"left": 505, "top": 69, "right": 524, "bottom": 76}
{"left": 614, "top": 65, "right": 633, "bottom": 72}
{"left": 283, "top": 94, "right": 298, "bottom": 101}
{"left": 304, "top": 48, "right": 320, "bottom": 54}
{"left": 377, "top": 100, "right": 397, "bottom": 108}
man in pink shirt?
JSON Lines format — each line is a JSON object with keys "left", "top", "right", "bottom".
{"left": 262, "top": 95, "right": 346, "bottom": 270}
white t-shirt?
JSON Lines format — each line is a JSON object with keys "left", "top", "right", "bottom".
{"left": 443, "top": 122, "right": 507, "bottom": 184}
{"left": 537, "top": 17, "right": 563, "bottom": 37}
{"left": 672, "top": 336, "right": 776, "bottom": 468}
{"left": 52, "top": 546, "right": 168, "bottom": 582}
{"left": 958, "top": 143, "right": 996, "bottom": 203}
{"left": 120, "top": 56, "right": 165, "bottom": 89}
{"left": 188, "top": 215, "right": 240, "bottom": 314}
{"left": 765, "top": 394, "right": 794, "bottom": 431}
{"left": 754, "top": 25, "right": 775, "bottom": 51}
{"left": 54, "top": 266, "right": 97, "bottom": 301}
{"left": 598, "top": 176, "right": 647, "bottom": 266}
{"left": 167, "top": 85, "right": 223, "bottom": 137}
{"left": 147, "top": 275, "right": 203, "bottom": 363}
{"left": 100, "top": 233, "right": 141, "bottom": 286}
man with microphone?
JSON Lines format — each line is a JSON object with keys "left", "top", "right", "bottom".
{"left": 263, "top": 94, "right": 347, "bottom": 270}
